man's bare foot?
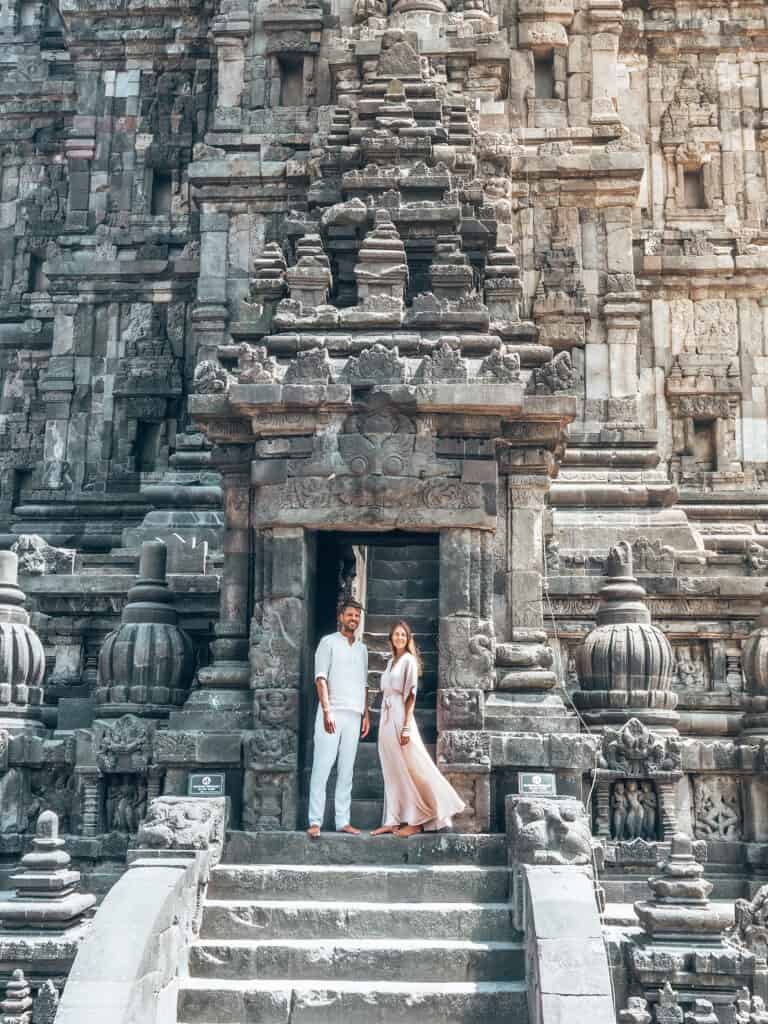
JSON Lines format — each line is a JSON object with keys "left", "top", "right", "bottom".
{"left": 370, "top": 826, "right": 397, "bottom": 836}
{"left": 338, "top": 824, "right": 361, "bottom": 835}
{"left": 307, "top": 825, "right": 321, "bottom": 839}
{"left": 396, "top": 824, "right": 423, "bottom": 838}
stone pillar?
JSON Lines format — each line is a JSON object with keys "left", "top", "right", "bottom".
{"left": 436, "top": 528, "right": 494, "bottom": 833}
{"left": 244, "top": 527, "right": 307, "bottom": 829}
{"left": 588, "top": 0, "right": 622, "bottom": 126}
{"left": 211, "top": 8, "right": 250, "bottom": 132}
{"left": 192, "top": 208, "right": 231, "bottom": 363}
{"left": 594, "top": 778, "right": 611, "bottom": 838}
{"left": 79, "top": 770, "right": 101, "bottom": 837}
{"left": 177, "top": 455, "right": 252, "bottom": 731}
{"left": 497, "top": 472, "right": 560, "bottom": 701}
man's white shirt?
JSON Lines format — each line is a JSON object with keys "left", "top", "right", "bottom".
{"left": 314, "top": 631, "right": 368, "bottom": 714}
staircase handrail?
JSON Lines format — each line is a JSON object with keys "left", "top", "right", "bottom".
{"left": 54, "top": 796, "right": 228, "bottom": 1024}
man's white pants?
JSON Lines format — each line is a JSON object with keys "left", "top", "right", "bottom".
{"left": 308, "top": 707, "right": 361, "bottom": 829}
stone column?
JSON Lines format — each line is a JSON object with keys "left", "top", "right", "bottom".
{"left": 497, "top": 472, "right": 560, "bottom": 702}
{"left": 192, "top": 209, "right": 230, "bottom": 363}
{"left": 436, "top": 528, "right": 494, "bottom": 833}
{"left": 79, "top": 770, "right": 101, "bottom": 837}
{"left": 173, "top": 452, "right": 252, "bottom": 732}
{"left": 244, "top": 527, "right": 308, "bottom": 829}
{"left": 588, "top": 0, "right": 622, "bottom": 127}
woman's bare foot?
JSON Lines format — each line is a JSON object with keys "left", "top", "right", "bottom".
{"left": 370, "top": 826, "right": 397, "bottom": 836}
{"left": 395, "top": 824, "right": 423, "bottom": 838}
{"left": 307, "top": 825, "right": 321, "bottom": 839}
{"left": 338, "top": 824, "right": 361, "bottom": 835}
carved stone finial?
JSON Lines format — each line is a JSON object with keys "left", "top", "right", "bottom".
{"left": 0, "top": 970, "right": 33, "bottom": 1024}
{"left": 0, "top": 551, "right": 46, "bottom": 728}
{"left": 634, "top": 832, "right": 730, "bottom": 938}
{"left": 0, "top": 811, "right": 96, "bottom": 929}
{"left": 96, "top": 541, "right": 194, "bottom": 713}
{"left": 32, "top": 981, "right": 59, "bottom": 1024}
{"left": 574, "top": 537, "right": 676, "bottom": 728}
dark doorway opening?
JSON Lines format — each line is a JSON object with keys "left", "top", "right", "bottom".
{"left": 300, "top": 530, "right": 440, "bottom": 830}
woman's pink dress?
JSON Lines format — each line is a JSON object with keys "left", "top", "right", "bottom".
{"left": 378, "top": 651, "right": 466, "bottom": 831}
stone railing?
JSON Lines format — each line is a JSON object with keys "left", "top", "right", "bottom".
{"left": 55, "top": 797, "right": 227, "bottom": 1024}
{"left": 506, "top": 794, "right": 615, "bottom": 1024}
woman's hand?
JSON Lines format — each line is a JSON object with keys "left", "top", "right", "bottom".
{"left": 400, "top": 728, "right": 410, "bottom": 746}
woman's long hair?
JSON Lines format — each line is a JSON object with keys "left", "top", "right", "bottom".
{"left": 388, "top": 620, "right": 420, "bottom": 668}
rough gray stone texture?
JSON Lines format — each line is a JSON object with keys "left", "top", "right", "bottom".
{"left": 178, "top": 833, "right": 525, "bottom": 1024}
{"left": 2, "top": 0, "right": 768, "bottom": 1011}
{"left": 55, "top": 797, "right": 226, "bottom": 1024}
{"left": 522, "top": 865, "right": 615, "bottom": 1024}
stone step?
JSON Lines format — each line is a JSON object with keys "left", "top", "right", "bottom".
{"left": 366, "top": 577, "right": 439, "bottom": 599}
{"left": 222, "top": 831, "right": 506, "bottom": 866}
{"left": 366, "top": 613, "right": 437, "bottom": 635}
{"left": 189, "top": 937, "right": 524, "bottom": 983}
{"left": 177, "top": 978, "right": 528, "bottom": 1024}
{"left": 208, "top": 865, "right": 511, "bottom": 903}
{"left": 369, "top": 563, "right": 439, "bottom": 584}
{"left": 368, "top": 544, "right": 439, "bottom": 563}
{"left": 200, "top": 898, "right": 515, "bottom": 941}
{"left": 366, "top": 597, "right": 439, "bottom": 618}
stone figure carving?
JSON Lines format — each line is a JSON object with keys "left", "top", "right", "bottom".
{"left": 32, "top": 980, "right": 59, "bottom": 1024}
{"left": 135, "top": 796, "right": 226, "bottom": 863}
{"left": 507, "top": 796, "right": 593, "bottom": 865}
{"left": 732, "top": 887, "right": 768, "bottom": 958}
{"left": 193, "top": 360, "right": 232, "bottom": 394}
{"left": 27, "top": 769, "right": 76, "bottom": 834}
{"left": 105, "top": 776, "right": 147, "bottom": 834}
{"left": 283, "top": 346, "right": 332, "bottom": 384}
{"left": 674, "top": 652, "right": 707, "bottom": 691}
{"left": 693, "top": 777, "right": 742, "bottom": 840}
{"left": 641, "top": 782, "right": 658, "bottom": 840}
{"left": 11, "top": 534, "right": 74, "bottom": 575}
{"left": 476, "top": 347, "right": 520, "bottom": 383}
{"left": 732, "top": 986, "right": 768, "bottom": 1023}
{"left": 237, "top": 343, "right": 278, "bottom": 384}
{"left": 618, "top": 996, "right": 651, "bottom": 1024}
{"left": 612, "top": 781, "right": 627, "bottom": 838}
{"left": 342, "top": 344, "right": 406, "bottom": 385}
{"left": 528, "top": 351, "right": 578, "bottom": 394}
{"left": 415, "top": 341, "right": 468, "bottom": 383}
{"left": 599, "top": 718, "right": 682, "bottom": 774}
{"left": 655, "top": 981, "right": 683, "bottom": 1023}
{"left": 95, "top": 715, "right": 154, "bottom": 772}
{"left": 611, "top": 780, "right": 658, "bottom": 841}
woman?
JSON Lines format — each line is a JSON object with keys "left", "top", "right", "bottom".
{"left": 371, "top": 620, "right": 465, "bottom": 837}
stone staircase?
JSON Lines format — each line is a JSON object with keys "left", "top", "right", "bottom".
{"left": 177, "top": 832, "right": 528, "bottom": 1024}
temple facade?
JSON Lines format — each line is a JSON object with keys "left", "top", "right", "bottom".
{"left": 4, "top": 0, "right": 768, "bottom": 1017}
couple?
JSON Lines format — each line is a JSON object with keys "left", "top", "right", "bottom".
{"left": 307, "top": 599, "right": 465, "bottom": 838}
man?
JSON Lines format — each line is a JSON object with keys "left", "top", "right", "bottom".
{"left": 307, "top": 599, "right": 369, "bottom": 838}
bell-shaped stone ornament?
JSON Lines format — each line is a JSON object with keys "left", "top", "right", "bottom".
{"left": 740, "top": 584, "right": 768, "bottom": 736}
{"left": 574, "top": 541, "right": 677, "bottom": 729}
{"left": 96, "top": 541, "right": 194, "bottom": 715}
{"left": 0, "top": 551, "right": 46, "bottom": 732}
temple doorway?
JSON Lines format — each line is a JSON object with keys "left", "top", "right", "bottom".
{"left": 300, "top": 530, "right": 440, "bottom": 829}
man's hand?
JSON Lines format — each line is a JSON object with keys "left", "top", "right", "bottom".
{"left": 323, "top": 709, "right": 336, "bottom": 734}
{"left": 361, "top": 713, "right": 370, "bottom": 739}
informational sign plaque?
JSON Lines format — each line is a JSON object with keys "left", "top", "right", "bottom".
{"left": 188, "top": 772, "right": 226, "bottom": 797}
{"left": 518, "top": 772, "right": 557, "bottom": 797}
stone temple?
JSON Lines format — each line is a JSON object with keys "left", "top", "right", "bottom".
{"left": 4, "top": 0, "right": 768, "bottom": 1017}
